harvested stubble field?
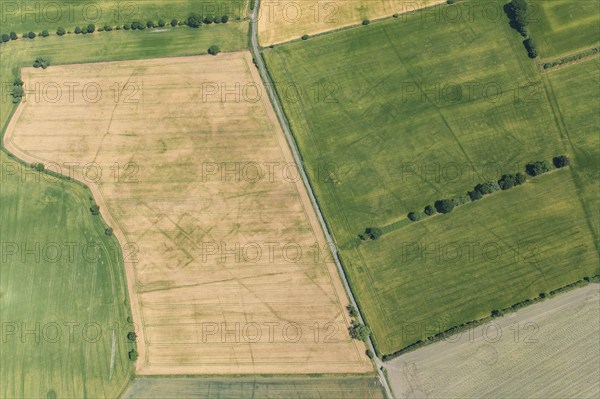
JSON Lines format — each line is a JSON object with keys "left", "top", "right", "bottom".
{"left": 257, "top": 0, "right": 446, "bottom": 45}
{"left": 386, "top": 284, "right": 600, "bottom": 399}
{"left": 4, "top": 51, "right": 372, "bottom": 375}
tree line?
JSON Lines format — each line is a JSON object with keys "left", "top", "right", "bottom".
{"left": 504, "top": 0, "right": 538, "bottom": 58}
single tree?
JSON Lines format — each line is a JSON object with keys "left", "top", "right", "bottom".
{"left": 208, "top": 45, "right": 221, "bottom": 55}
{"left": 407, "top": 212, "right": 421, "bottom": 222}
{"left": 90, "top": 204, "right": 100, "bottom": 215}
{"left": 128, "top": 349, "right": 138, "bottom": 361}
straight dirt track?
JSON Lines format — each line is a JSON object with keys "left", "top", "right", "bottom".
{"left": 4, "top": 52, "right": 372, "bottom": 375}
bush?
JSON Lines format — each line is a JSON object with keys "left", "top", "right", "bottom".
{"left": 128, "top": 349, "right": 138, "bottom": 361}
{"left": 33, "top": 57, "right": 50, "bottom": 69}
{"left": 208, "top": 45, "right": 221, "bottom": 55}
{"left": 57, "top": 27, "right": 66, "bottom": 36}
{"left": 524, "top": 38, "right": 538, "bottom": 58}
{"left": 424, "top": 205, "right": 435, "bottom": 216}
{"left": 41, "top": 30, "right": 49, "bottom": 37}
{"left": 221, "top": 15, "right": 229, "bottom": 23}
{"left": 10, "top": 31, "right": 17, "bottom": 40}
{"left": 187, "top": 13, "right": 202, "bottom": 28}
{"left": 434, "top": 199, "right": 456, "bottom": 214}
{"left": 171, "top": 19, "right": 178, "bottom": 27}
{"left": 1, "top": 34, "right": 9, "bottom": 43}
{"left": 301, "top": 34, "right": 309, "bottom": 40}
{"left": 553, "top": 155, "right": 570, "bottom": 168}
{"left": 407, "top": 212, "right": 421, "bottom": 222}
{"left": 105, "top": 227, "right": 114, "bottom": 236}
{"left": 28, "top": 31, "right": 36, "bottom": 39}
{"left": 349, "top": 322, "right": 371, "bottom": 342}
{"left": 87, "top": 24, "right": 96, "bottom": 33}
{"left": 362, "top": 19, "right": 370, "bottom": 25}
{"left": 90, "top": 204, "right": 100, "bottom": 215}
{"left": 525, "top": 161, "right": 551, "bottom": 177}
{"left": 158, "top": 19, "right": 166, "bottom": 27}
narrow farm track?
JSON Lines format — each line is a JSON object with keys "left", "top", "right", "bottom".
{"left": 250, "top": 3, "right": 394, "bottom": 398}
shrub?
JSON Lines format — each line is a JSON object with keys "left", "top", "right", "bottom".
{"left": 90, "top": 204, "right": 100, "bottom": 215}
{"left": 525, "top": 161, "right": 551, "bottom": 177}
{"left": 128, "top": 349, "right": 138, "bottom": 361}
{"left": 41, "top": 30, "right": 49, "bottom": 37}
{"left": 171, "top": 19, "right": 178, "bottom": 27}
{"left": 221, "top": 15, "right": 229, "bottom": 23}
{"left": 10, "top": 31, "right": 17, "bottom": 40}
{"left": 424, "top": 205, "right": 435, "bottom": 216}
{"left": 434, "top": 199, "right": 456, "bottom": 214}
{"left": 362, "top": 19, "right": 370, "bottom": 25}
{"left": 57, "top": 27, "right": 66, "bottom": 36}
{"left": 187, "top": 13, "right": 202, "bottom": 28}
{"left": 158, "top": 19, "right": 166, "bottom": 27}
{"left": 33, "top": 57, "right": 50, "bottom": 69}
{"left": 524, "top": 38, "right": 538, "bottom": 58}
{"left": 301, "top": 34, "right": 309, "bottom": 40}
{"left": 208, "top": 45, "right": 221, "bottom": 55}
{"left": 87, "top": 24, "right": 96, "bottom": 33}
{"left": 349, "top": 322, "right": 371, "bottom": 342}
{"left": 553, "top": 155, "right": 570, "bottom": 168}
{"left": 1, "top": 34, "right": 9, "bottom": 43}
{"left": 407, "top": 212, "right": 421, "bottom": 222}
{"left": 28, "top": 31, "right": 36, "bottom": 39}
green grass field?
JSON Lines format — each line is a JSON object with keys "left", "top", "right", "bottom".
{"left": 0, "top": 153, "right": 133, "bottom": 398}
{"left": 264, "top": 0, "right": 600, "bottom": 355}
{"left": 0, "top": 0, "right": 247, "bottom": 35}
{"left": 528, "top": 0, "right": 600, "bottom": 58}
{"left": 122, "top": 375, "right": 386, "bottom": 398}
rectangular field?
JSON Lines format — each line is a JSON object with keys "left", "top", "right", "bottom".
{"left": 122, "top": 375, "right": 386, "bottom": 398}
{"left": 263, "top": 0, "right": 600, "bottom": 355}
{"left": 257, "top": 0, "right": 446, "bottom": 45}
{"left": 528, "top": 0, "right": 600, "bottom": 58}
{"left": 4, "top": 52, "right": 372, "bottom": 374}
{"left": 386, "top": 284, "right": 600, "bottom": 399}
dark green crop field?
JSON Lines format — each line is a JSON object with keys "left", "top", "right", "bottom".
{"left": 264, "top": 0, "right": 600, "bottom": 355}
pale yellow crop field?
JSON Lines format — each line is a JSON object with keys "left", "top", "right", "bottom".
{"left": 4, "top": 52, "right": 372, "bottom": 375}
{"left": 257, "top": 0, "right": 446, "bottom": 45}
{"left": 386, "top": 285, "right": 600, "bottom": 399}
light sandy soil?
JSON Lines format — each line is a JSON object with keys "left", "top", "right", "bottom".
{"left": 258, "top": 0, "right": 447, "bottom": 46}
{"left": 385, "top": 284, "right": 600, "bottom": 398}
{"left": 4, "top": 52, "right": 372, "bottom": 375}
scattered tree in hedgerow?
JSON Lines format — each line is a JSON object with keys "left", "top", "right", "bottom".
{"left": 41, "top": 30, "right": 49, "bottom": 37}
{"left": 103, "top": 24, "right": 113, "bottom": 31}
{"left": 87, "top": 24, "right": 96, "bottom": 33}
{"left": 33, "top": 57, "right": 50, "bottom": 69}
{"left": 187, "top": 13, "right": 202, "bottom": 28}
{"left": 11, "top": 78, "right": 24, "bottom": 103}
{"left": 75, "top": 26, "right": 82, "bottom": 34}
{"left": 553, "top": 155, "right": 570, "bottom": 168}
{"left": 105, "top": 227, "right": 114, "bottom": 236}
{"left": 474, "top": 180, "right": 500, "bottom": 196}
{"left": 28, "top": 31, "right": 36, "bottom": 39}
{"left": 359, "top": 227, "right": 383, "bottom": 241}
{"left": 123, "top": 23, "right": 131, "bottom": 30}
{"left": 208, "top": 45, "right": 221, "bottom": 55}
{"left": 468, "top": 189, "right": 483, "bottom": 202}
{"left": 505, "top": 0, "right": 530, "bottom": 36}
{"left": 127, "top": 331, "right": 137, "bottom": 341}
{"left": 10, "top": 31, "right": 18, "bottom": 40}
{"left": 128, "top": 349, "right": 138, "bottom": 361}
{"left": 1, "top": 34, "right": 9, "bottom": 43}
{"left": 525, "top": 160, "right": 551, "bottom": 177}
{"left": 171, "top": 19, "right": 178, "bottom": 27}
{"left": 491, "top": 309, "right": 504, "bottom": 318}
{"left": 158, "top": 19, "right": 166, "bottom": 27}
{"left": 213, "top": 16, "right": 221, "bottom": 24}
{"left": 407, "top": 211, "right": 421, "bottom": 222}
{"left": 146, "top": 20, "right": 154, "bottom": 28}
{"left": 349, "top": 322, "right": 371, "bottom": 342}
{"left": 90, "top": 204, "right": 100, "bottom": 215}
{"left": 34, "top": 163, "right": 45, "bottom": 172}
{"left": 347, "top": 305, "right": 359, "bottom": 318}
{"left": 424, "top": 205, "right": 436, "bottom": 216}
{"left": 221, "top": 15, "right": 229, "bottom": 23}
{"left": 523, "top": 38, "right": 537, "bottom": 58}
{"left": 434, "top": 199, "right": 456, "bottom": 214}
{"left": 301, "top": 34, "right": 309, "bottom": 40}
{"left": 203, "top": 17, "right": 213, "bottom": 25}
{"left": 362, "top": 19, "right": 370, "bottom": 25}
{"left": 57, "top": 27, "right": 66, "bottom": 36}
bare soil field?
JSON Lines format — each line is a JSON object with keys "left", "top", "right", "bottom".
{"left": 385, "top": 284, "right": 600, "bottom": 399}
{"left": 4, "top": 52, "right": 372, "bottom": 375}
{"left": 257, "top": 0, "right": 446, "bottom": 45}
